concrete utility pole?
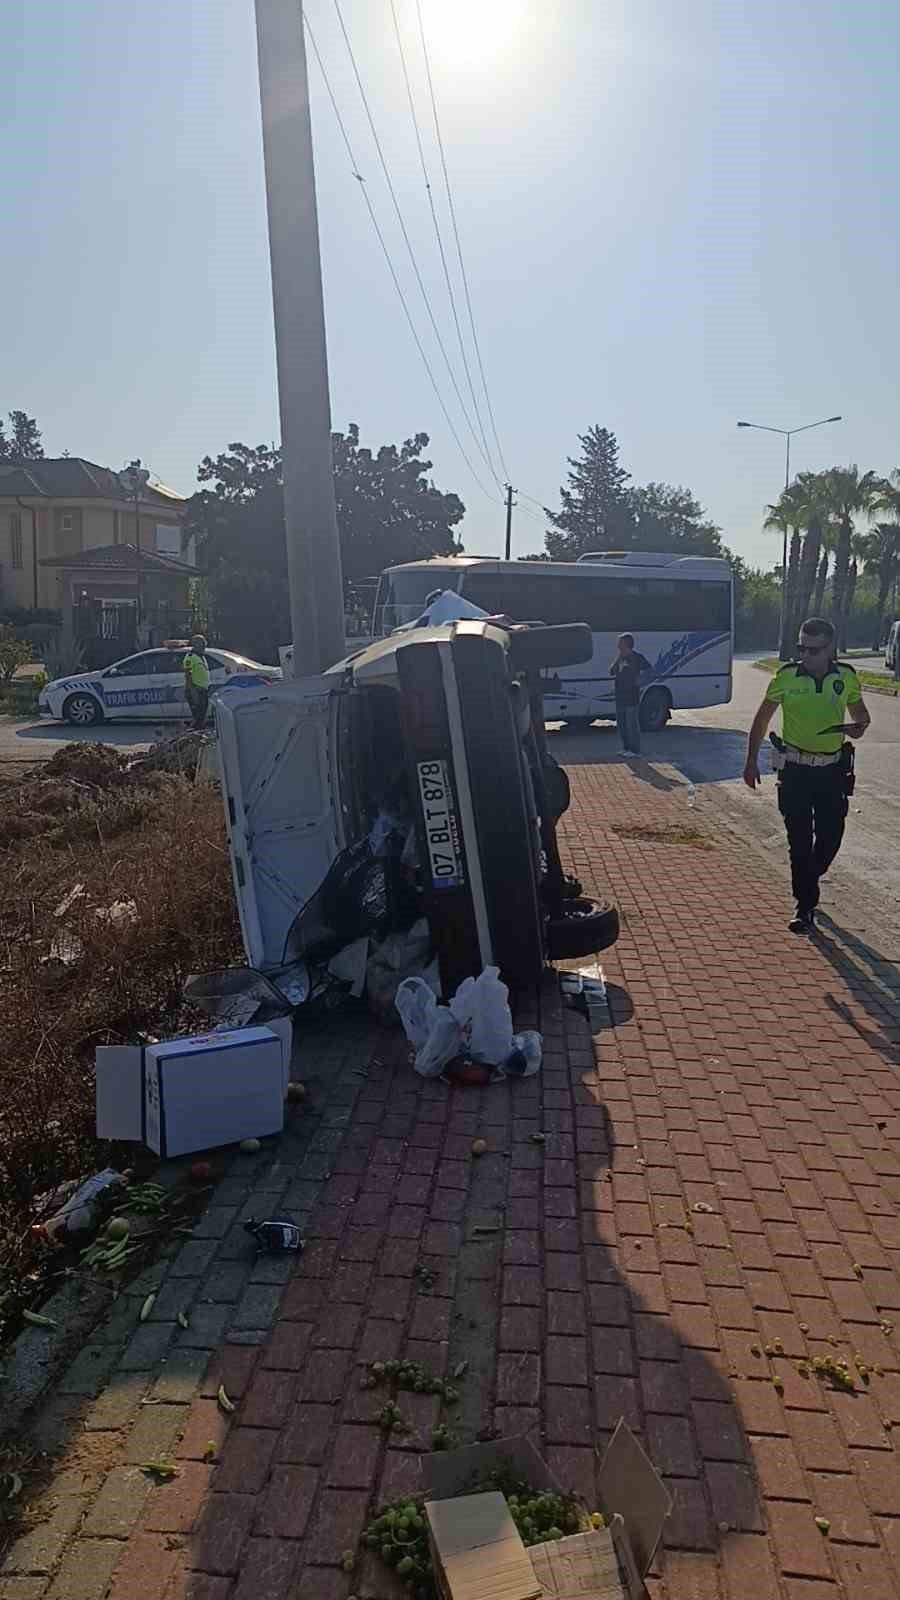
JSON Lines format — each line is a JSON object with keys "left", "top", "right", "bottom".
{"left": 254, "top": 0, "right": 345, "bottom": 675}
{"left": 504, "top": 484, "right": 516, "bottom": 561}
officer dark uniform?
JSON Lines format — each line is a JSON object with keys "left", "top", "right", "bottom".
{"left": 745, "top": 623, "right": 869, "bottom": 933}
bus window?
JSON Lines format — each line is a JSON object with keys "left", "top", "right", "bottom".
{"left": 463, "top": 570, "right": 575, "bottom": 625}
{"left": 374, "top": 567, "right": 457, "bottom": 634}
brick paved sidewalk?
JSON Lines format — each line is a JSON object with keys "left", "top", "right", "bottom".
{"left": 4, "top": 756, "right": 900, "bottom": 1600}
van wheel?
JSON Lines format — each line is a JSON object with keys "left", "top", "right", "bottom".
{"left": 564, "top": 717, "right": 594, "bottom": 732}
{"left": 547, "top": 896, "right": 619, "bottom": 960}
{"left": 639, "top": 687, "right": 670, "bottom": 732}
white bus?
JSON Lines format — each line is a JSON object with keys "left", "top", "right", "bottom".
{"left": 372, "top": 551, "right": 733, "bottom": 731}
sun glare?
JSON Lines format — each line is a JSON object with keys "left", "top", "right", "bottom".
{"left": 423, "top": 0, "right": 524, "bottom": 67}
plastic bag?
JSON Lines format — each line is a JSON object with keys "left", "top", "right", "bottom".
{"left": 396, "top": 977, "right": 462, "bottom": 1077}
{"left": 450, "top": 966, "right": 514, "bottom": 1065}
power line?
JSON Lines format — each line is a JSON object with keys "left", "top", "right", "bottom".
{"left": 330, "top": 0, "right": 501, "bottom": 487}
{"left": 303, "top": 10, "right": 501, "bottom": 507}
{"left": 388, "top": 0, "right": 501, "bottom": 489}
{"left": 415, "top": 0, "right": 512, "bottom": 485}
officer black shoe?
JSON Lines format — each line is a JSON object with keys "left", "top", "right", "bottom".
{"left": 788, "top": 908, "right": 816, "bottom": 936}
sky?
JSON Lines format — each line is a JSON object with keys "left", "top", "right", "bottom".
{"left": 3, "top": 0, "right": 899, "bottom": 570}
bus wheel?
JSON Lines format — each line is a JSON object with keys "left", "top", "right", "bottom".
{"left": 639, "top": 688, "right": 670, "bottom": 732}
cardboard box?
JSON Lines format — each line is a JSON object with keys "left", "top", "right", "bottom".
{"left": 422, "top": 1423, "right": 670, "bottom": 1600}
{"left": 426, "top": 1492, "right": 541, "bottom": 1600}
{"left": 529, "top": 1526, "right": 640, "bottom": 1600}
{"left": 96, "top": 1025, "right": 285, "bottom": 1156}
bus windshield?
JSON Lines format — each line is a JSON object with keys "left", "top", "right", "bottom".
{"left": 373, "top": 567, "right": 458, "bottom": 635}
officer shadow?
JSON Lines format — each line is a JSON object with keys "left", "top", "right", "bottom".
{"left": 813, "top": 913, "right": 900, "bottom": 1069}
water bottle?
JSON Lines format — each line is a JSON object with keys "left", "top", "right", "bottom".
{"left": 504, "top": 1031, "right": 543, "bottom": 1078}
{"left": 687, "top": 782, "right": 696, "bottom": 809}
{"left": 33, "top": 1169, "right": 128, "bottom": 1243}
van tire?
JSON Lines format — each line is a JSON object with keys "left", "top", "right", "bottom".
{"left": 547, "top": 896, "right": 620, "bottom": 960}
{"left": 639, "top": 687, "right": 670, "bottom": 732}
{"left": 563, "top": 717, "right": 594, "bottom": 732}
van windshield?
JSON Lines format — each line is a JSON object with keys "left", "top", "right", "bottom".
{"left": 373, "top": 568, "right": 457, "bottom": 635}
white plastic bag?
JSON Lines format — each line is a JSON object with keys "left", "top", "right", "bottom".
{"left": 395, "top": 977, "right": 461, "bottom": 1076}
{"left": 450, "top": 966, "right": 514, "bottom": 1065}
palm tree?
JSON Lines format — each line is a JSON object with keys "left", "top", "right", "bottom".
{"left": 812, "top": 518, "right": 836, "bottom": 616}
{"left": 858, "top": 523, "right": 900, "bottom": 642}
{"left": 869, "top": 469, "right": 900, "bottom": 639}
{"left": 791, "top": 472, "right": 829, "bottom": 632}
{"left": 764, "top": 481, "right": 810, "bottom": 658}
{"left": 819, "top": 466, "right": 882, "bottom": 648}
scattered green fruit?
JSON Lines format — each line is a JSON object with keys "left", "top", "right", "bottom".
{"left": 217, "top": 1385, "right": 235, "bottom": 1414}
{"left": 139, "top": 1294, "right": 156, "bottom": 1323}
{"left": 22, "top": 1310, "right": 57, "bottom": 1329}
{"left": 815, "top": 1517, "right": 831, "bottom": 1536}
{"left": 240, "top": 1138, "right": 261, "bottom": 1153}
{"left": 141, "top": 1461, "right": 178, "bottom": 1480}
{"left": 471, "top": 1138, "right": 487, "bottom": 1156}
{"left": 106, "top": 1218, "right": 130, "bottom": 1241}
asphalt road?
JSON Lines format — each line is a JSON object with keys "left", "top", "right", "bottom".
{"left": 551, "top": 656, "right": 900, "bottom": 955}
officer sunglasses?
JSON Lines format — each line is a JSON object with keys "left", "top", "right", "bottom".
{"left": 797, "top": 640, "right": 829, "bottom": 656}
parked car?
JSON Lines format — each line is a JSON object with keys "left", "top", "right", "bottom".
{"left": 885, "top": 621, "right": 900, "bottom": 673}
{"left": 38, "top": 647, "right": 280, "bottom": 726}
{"left": 217, "top": 618, "right": 619, "bottom": 997}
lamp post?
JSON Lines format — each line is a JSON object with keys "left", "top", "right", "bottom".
{"left": 120, "top": 460, "right": 151, "bottom": 644}
{"left": 737, "top": 415, "right": 841, "bottom": 658}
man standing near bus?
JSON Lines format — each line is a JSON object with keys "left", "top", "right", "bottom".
{"left": 743, "top": 617, "right": 870, "bottom": 933}
{"left": 609, "top": 633, "right": 652, "bottom": 755}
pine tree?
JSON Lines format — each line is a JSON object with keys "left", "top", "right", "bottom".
{"left": 0, "top": 410, "right": 45, "bottom": 460}
{"left": 544, "top": 426, "right": 631, "bottom": 560}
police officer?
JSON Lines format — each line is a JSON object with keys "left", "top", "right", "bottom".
{"left": 183, "top": 634, "right": 211, "bottom": 731}
{"left": 743, "top": 617, "right": 870, "bottom": 934}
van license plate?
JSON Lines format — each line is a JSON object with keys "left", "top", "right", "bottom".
{"left": 417, "top": 760, "right": 464, "bottom": 891}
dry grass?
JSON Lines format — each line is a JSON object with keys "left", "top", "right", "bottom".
{"left": 0, "top": 742, "right": 241, "bottom": 1331}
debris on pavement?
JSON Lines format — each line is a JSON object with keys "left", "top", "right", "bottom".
{"left": 244, "top": 1216, "right": 304, "bottom": 1253}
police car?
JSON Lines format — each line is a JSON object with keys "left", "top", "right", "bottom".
{"left": 38, "top": 646, "right": 281, "bottom": 726}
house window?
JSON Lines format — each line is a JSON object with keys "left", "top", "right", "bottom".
{"left": 61, "top": 513, "right": 74, "bottom": 531}
{"left": 10, "top": 513, "right": 23, "bottom": 569}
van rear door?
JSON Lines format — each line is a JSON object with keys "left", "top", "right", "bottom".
{"left": 216, "top": 679, "right": 343, "bottom": 970}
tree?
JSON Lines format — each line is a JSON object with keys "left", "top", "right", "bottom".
{"left": 186, "top": 426, "right": 465, "bottom": 660}
{"left": 332, "top": 425, "right": 464, "bottom": 588}
{"left": 0, "top": 410, "right": 44, "bottom": 460}
{"left": 868, "top": 469, "right": 900, "bottom": 633}
{"left": 858, "top": 523, "right": 900, "bottom": 640}
{"left": 764, "top": 481, "right": 809, "bottom": 656}
{"left": 626, "top": 482, "right": 725, "bottom": 556}
{"left": 544, "top": 426, "right": 631, "bottom": 560}
{"left": 0, "top": 631, "right": 32, "bottom": 682}
{"left": 791, "top": 474, "right": 829, "bottom": 632}
{"left": 544, "top": 426, "right": 723, "bottom": 561}
{"left": 819, "top": 466, "right": 882, "bottom": 648}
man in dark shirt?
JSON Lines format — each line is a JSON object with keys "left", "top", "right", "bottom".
{"left": 609, "top": 633, "right": 652, "bottom": 755}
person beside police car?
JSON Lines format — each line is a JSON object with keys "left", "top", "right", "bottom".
{"left": 744, "top": 617, "right": 870, "bottom": 935}
{"left": 183, "top": 634, "right": 211, "bottom": 730}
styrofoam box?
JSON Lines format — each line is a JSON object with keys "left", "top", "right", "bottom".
{"left": 97, "top": 1025, "right": 285, "bottom": 1157}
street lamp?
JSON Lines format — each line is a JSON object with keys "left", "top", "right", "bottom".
{"left": 737, "top": 415, "right": 841, "bottom": 658}
{"left": 119, "top": 460, "right": 151, "bottom": 642}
